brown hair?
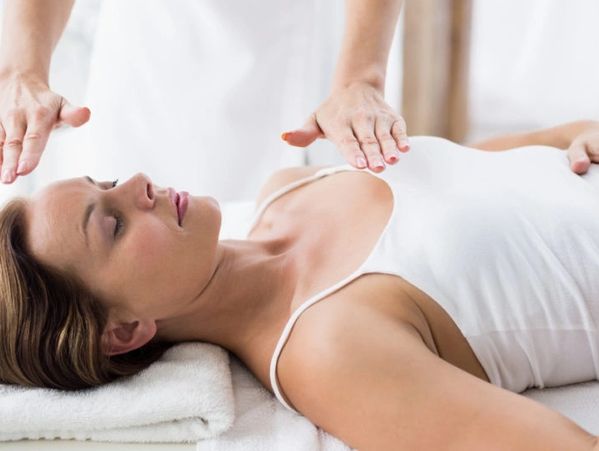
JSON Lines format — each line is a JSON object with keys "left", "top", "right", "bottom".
{"left": 0, "top": 198, "right": 174, "bottom": 390}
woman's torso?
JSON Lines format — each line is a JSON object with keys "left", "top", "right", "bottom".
{"left": 244, "top": 136, "right": 599, "bottom": 413}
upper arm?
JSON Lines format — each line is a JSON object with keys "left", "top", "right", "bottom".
{"left": 254, "top": 165, "right": 331, "bottom": 208}
{"left": 280, "top": 310, "right": 595, "bottom": 451}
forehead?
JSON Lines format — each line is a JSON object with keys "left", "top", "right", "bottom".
{"left": 24, "top": 177, "right": 89, "bottom": 268}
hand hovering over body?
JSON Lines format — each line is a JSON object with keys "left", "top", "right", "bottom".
{"left": 0, "top": 71, "right": 90, "bottom": 183}
{"left": 282, "top": 0, "right": 408, "bottom": 173}
{"left": 0, "top": 0, "right": 89, "bottom": 184}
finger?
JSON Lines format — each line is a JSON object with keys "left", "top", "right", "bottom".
{"left": 586, "top": 140, "right": 599, "bottom": 163}
{"left": 375, "top": 116, "right": 402, "bottom": 165}
{"left": 331, "top": 131, "right": 368, "bottom": 169}
{"left": 352, "top": 113, "right": 385, "bottom": 172}
{"left": 57, "top": 98, "right": 91, "bottom": 127}
{"left": 0, "top": 123, "right": 5, "bottom": 167}
{"left": 391, "top": 117, "right": 410, "bottom": 152}
{"left": 17, "top": 108, "right": 54, "bottom": 176}
{"left": 1, "top": 110, "right": 27, "bottom": 183}
{"left": 567, "top": 141, "right": 591, "bottom": 174}
{"left": 281, "top": 114, "right": 324, "bottom": 147}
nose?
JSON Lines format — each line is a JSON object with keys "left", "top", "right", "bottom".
{"left": 132, "top": 172, "right": 154, "bottom": 209}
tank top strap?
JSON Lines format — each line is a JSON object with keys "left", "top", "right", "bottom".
{"left": 245, "top": 164, "right": 359, "bottom": 235}
{"left": 269, "top": 266, "right": 365, "bottom": 414}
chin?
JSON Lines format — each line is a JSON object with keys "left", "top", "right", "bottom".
{"left": 206, "top": 196, "right": 219, "bottom": 209}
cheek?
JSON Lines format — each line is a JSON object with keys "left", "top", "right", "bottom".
{"left": 119, "top": 228, "right": 180, "bottom": 304}
{"left": 130, "top": 226, "right": 171, "bottom": 263}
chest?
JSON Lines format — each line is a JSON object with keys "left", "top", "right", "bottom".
{"left": 245, "top": 170, "right": 493, "bottom": 394}
{"left": 249, "top": 172, "right": 395, "bottom": 308}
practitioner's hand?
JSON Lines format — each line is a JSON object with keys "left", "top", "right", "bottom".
{"left": 567, "top": 125, "right": 599, "bottom": 175}
{"left": 281, "top": 81, "right": 410, "bottom": 173}
{"left": 0, "top": 70, "right": 91, "bottom": 184}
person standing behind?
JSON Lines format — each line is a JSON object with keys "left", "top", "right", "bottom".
{"left": 0, "top": 0, "right": 409, "bottom": 200}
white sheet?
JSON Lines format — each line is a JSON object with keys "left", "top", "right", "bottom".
{"left": 3, "top": 200, "right": 599, "bottom": 450}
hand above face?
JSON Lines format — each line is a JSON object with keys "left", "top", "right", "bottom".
{"left": 0, "top": 70, "right": 91, "bottom": 184}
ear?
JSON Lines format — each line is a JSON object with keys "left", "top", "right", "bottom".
{"left": 101, "top": 319, "right": 158, "bottom": 356}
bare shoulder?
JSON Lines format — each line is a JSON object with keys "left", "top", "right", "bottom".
{"left": 276, "top": 299, "right": 594, "bottom": 450}
{"left": 254, "top": 165, "right": 332, "bottom": 207}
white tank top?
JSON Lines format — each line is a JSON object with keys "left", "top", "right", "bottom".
{"left": 246, "top": 136, "right": 599, "bottom": 414}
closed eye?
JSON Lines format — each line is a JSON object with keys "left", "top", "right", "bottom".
{"left": 110, "top": 179, "right": 123, "bottom": 237}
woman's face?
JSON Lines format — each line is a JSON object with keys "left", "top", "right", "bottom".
{"left": 23, "top": 173, "right": 221, "bottom": 323}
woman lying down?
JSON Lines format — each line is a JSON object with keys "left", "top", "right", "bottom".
{"left": 2, "top": 120, "right": 599, "bottom": 450}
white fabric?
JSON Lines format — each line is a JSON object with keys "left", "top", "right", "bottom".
{"left": 0, "top": 343, "right": 234, "bottom": 443}
{"left": 468, "top": 0, "right": 599, "bottom": 140}
{"left": 260, "top": 136, "right": 599, "bottom": 413}
{"left": 195, "top": 356, "right": 351, "bottom": 451}
{"left": 65, "top": 0, "right": 348, "bottom": 202}
{"left": 216, "top": 192, "right": 599, "bottom": 448}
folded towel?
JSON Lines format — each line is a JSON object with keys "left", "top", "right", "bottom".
{"left": 0, "top": 342, "right": 235, "bottom": 443}
{"left": 196, "top": 356, "right": 353, "bottom": 451}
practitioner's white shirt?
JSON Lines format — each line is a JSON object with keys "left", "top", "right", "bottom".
{"left": 67, "top": 0, "right": 345, "bottom": 201}
{"left": 260, "top": 136, "right": 599, "bottom": 413}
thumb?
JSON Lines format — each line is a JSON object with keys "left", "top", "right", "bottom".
{"left": 58, "top": 98, "right": 91, "bottom": 127}
{"left": 281, "top": 115, "right": 324, "bottom": 147}
{"left": 567, "top": 140, "right": 591, "bottom": 174}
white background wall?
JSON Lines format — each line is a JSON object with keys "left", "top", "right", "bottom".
{"left": 0, "top": 0, "right": 597, "bottom": 202}
{"left": 468, "top": 0, "right": 599, "bottom": 142}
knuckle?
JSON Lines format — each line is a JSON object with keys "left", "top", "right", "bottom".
{"left": 5, "top": 137, "right": 23, "bottom": 149}
{"left": 358, "top": 135, "right": 379, "bottom": 147}
{"left": 32, "top": 106, "right": 51, "bottom": 122}
{"left": 339, "top": 136, "right": 359, "bottom": 147}
{"left": 5, "top": 108, "right": 22, "bottom": 121}
{"left": 377, "top": 132, "right": 395, "bottom": 143}
{"left": 24, "top": 132, "right": 42, "bottom": 142}
{"left": 364, "top": 150, "right": 382, "bottom": 159}
{"left": 354, "top": 110, "right": 373, "bottom": 123}
{"left": 392, "top": 119, "right": 406, "bottom": 133}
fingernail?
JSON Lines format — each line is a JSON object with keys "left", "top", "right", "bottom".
{"left": 399, "top": 139, "right": 410, "bottom": 150}
{"left": 281, "top": 132, "right": 289, "bottom": 141}
{"left": 373, "top": 158, "right": 385, "bottom": 170}
{"left": 16, "top": 160, "right": 28, "bottom": 175}
{"left": 389, "top": 150, "right": 401, "bottom": 163}
{"left": 356, "top": 156, "right": 367, "bottom": 168}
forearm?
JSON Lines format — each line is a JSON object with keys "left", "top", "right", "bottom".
{"left": 332, "top": 0, "right": 404, "bottom": 93}
{"left": 0, "top": 0, "right": 75, "bottom": 82}
{"left": 471, "top": 120, "right": 599, "bottom": 151}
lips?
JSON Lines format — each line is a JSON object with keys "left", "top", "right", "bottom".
{"left": 167, "top": 187, "right": 182, "bottom": 226}
{"left": 177, "top": 191, "right": 189, "bottom": 225}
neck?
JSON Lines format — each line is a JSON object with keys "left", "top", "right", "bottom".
{"left": 156, "top": 237, "right": 298, "bottom": 357}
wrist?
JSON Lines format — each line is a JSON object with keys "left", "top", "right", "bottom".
{"left": 331, "top": 67, "right": 386, "bottom": 94}
{"left": 0, "top": 46, "right": 50, "bottom": 84}
{"left": 0, "top": 64, "right": 49, "bottom": 86}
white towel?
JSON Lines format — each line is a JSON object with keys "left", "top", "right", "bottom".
{"left": 196, "top": 356, "right": 353, "bottom": 451}
{"left": 0, "top": 342, "right": 235, "bottom": 443}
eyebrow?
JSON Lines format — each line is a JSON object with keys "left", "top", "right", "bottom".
{"left": 82, "top": 176, "right": 97, "bottom": 249}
